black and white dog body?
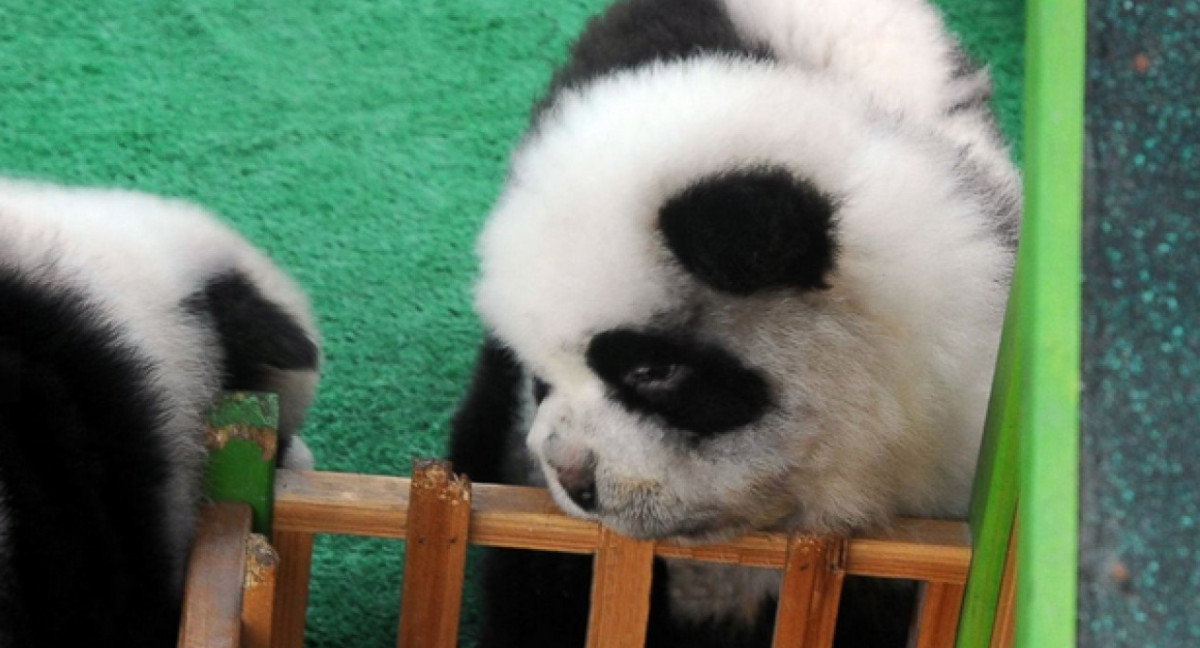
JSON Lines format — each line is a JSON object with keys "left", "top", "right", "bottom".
{"left": 0, "top": 179, "right": 320, "bottom": 647}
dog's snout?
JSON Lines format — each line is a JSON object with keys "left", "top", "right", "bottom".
{"left": 543, "top": 434, "right": 598, "bottom": 513}
{"left": 555, "top": 463, "right": 597, "bottom": 512}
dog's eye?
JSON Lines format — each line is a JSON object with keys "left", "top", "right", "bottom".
{"left": 624, "top": 364, "right": 687, "bottom": 390}
{"left": 532, "top": 377, "right": 551, "bottom": 404}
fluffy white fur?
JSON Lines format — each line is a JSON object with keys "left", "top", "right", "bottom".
{"left": 724, "top": 0, "right": 1019, "bottom": 193}
{"left": 0, "top": 177, "right": 320, "bottom": 581}
{"left": 475, "top": 0, "right": 1017, "bottom": 549}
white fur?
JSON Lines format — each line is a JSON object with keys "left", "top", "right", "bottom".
{"left": 474, "top": 0, "right": 1018, "bottom": 624}
{"left": 724, "top": 0, "right": 973, "bottom": 120}
{"left": 478, "top": 55, "right": 1011, "bottom": 526}
{"left": 477, "top": 0, "right": 1017, "bottom": 548}
{"left": 723, "top": 0, "right": 1020, "bottom": 204}
{"left": 282, "top": 435, "right": 316, "bottom": 470}
{"left": 0, "top": 177, "right": 320, "bottom": 583}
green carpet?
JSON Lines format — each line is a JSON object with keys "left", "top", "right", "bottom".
{"left": 0, "top": 0, "right": 1022, "bottom": 645}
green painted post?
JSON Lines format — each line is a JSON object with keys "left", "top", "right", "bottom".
{"left": 1016, "top": 0, "right": 1084, "bottom": 646}
{"left": 957, "top": 280, "right": 1023, "bottom": 648}
{"left": 204, "top": 391, "right": 279, "bottom": 535}
{"left": 957, "top": 2, "right": 1084, "bottom": 646}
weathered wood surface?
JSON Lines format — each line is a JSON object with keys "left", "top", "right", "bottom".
{"left": 585, "top": 527, "right": 656, "bottom": 648}
{"left": 396, "top": 460, "right": 471, "bottom": 648}
{"left": 178, "top": 502, "right": 252, "bottom": 648}
{"left": 274, "top": 470, "right": 971, "bottom": 582}
{"left": 771, "top": 536, "right": 847, "bottom": 648}
{"left": 910, "top": 582, "right": 967, "bottom": 648}
{"left": 270, "top": 530, "right": 314, "bottom": 648}
{"left": 242, "top": 533, "right": 278, "bottom": 648}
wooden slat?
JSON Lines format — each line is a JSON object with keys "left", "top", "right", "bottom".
{"left": 179, "top": 502, "right": 252, "bottom": 648}
{"left": 585, "top": 527, "right": 655, "bottom": 648}
{"left": 910, "top": 582, "right": 967, "bottom": 648}
{"left": 275, "top": 470, "right": 410, "bottom": 537}
{"left": 656, "top": 519, "right": 971, "bottom": 583}
{"left": 989, "top": 520, "right": 1019, "bottom": 648}
{"left": 242, "top": 533, "right": 278, "bottom": 648}
{"left": 654, "top": 532, "right": 791, "bottom": 567}
{"left": 771, "top": 536, "right": 847, "bottom": 648}
{"left": 273, "top": 470, "right": 970, "bottom": 582}
{"left": 397, "top": 460, "right": 472, "bottom": 648}
{"left": 275, "top": 470, "right": 599, "bottom": 553}
{"left": 845, "top": 519, "right": 972, "bottom": 584}
{"left": 270, "top": 531, "right": 314, "bottom": 648}
{"left": 471, "top": 480, "right": 602, "bottom": 553}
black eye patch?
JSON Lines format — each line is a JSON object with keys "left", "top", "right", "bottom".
{"left": 585, "top": 329, "right": 771, "bottom": 437}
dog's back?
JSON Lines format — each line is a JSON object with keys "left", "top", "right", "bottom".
{"left": 0, "top": 179, "right": 320, "bottom": 647}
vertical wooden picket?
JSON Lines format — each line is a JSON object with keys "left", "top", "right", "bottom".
{"left": 179, "top": 502, "right": 253, "bottom": 648}
{"left": 396, "top": 460, "right": 472, "bottom": 648}
{"left": 242, "top": 533, "right": 279, "bottom": 648}
{"left": 270, "top": 531, "right": 314, "bottom": 648}
{"left": 771, "top": 536, "right": 847, "bottom": 648}
{"left": 911, "top": 582, "right": 967, "bottom": 648}
{"left": 585, "top": 528, "right": 656, "bottom": 648}
{"left": 989, "top": 520, "right": 1019, "bottom": 648}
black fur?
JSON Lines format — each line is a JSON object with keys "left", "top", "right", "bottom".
{"left": 183, "top": 272, "right": 319, "bottom": 390}
{"left": 660, "top": 167, "right": 839, "bottom": 294}
{"left": 448, "top": 339, "right": 526, "bottom": 485}
{"left": 833, "top": 578, "right": 917, "bottom": 647}
{"left": 474, "top": 549, "right": 594, "bottom": 648}
{"left": 534, "top": 0, "right": 768, "bottom": 120}
{"left": 585, "top": 328, "right": 771, "bottom": 438}
{"left": 473, "top": 549, "right": 783, "bottom": 648}
{"left": 182, "top": 271, "right": 318, "bottom": 461}
{"left": 0, "top": 552, "right": 16, "bottom": 648}
{"left": 531, "top": 376, "right": 551, "bottom": 405}
{"left": 0, "top": 271, "right": 180, "bottom": 648}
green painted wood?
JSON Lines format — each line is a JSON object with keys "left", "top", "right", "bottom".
{"left": 956, "top": 280, "right": 1022, "bottom": 648}
{"left": 205, "top": 391, "right": 279, "bottom": 535}
{"left": 1017, "top": 1, "right": 1084, "bottom": 647}
{"left": 958, "top": 2, "right": 1084, "bottom": 646}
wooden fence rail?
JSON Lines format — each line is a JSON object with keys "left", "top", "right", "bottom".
{"left": 179, "top": 502, "right": 278, "bottom": 648}
{"left": 182, "top": 462, "right": 973, "bottom": 648}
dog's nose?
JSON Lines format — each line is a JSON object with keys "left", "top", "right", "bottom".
{"left": 556, "top": 464, "right": 597, "bottom": 512}
{"left": 542, "top": 434, "right": 598, "bottom": 512}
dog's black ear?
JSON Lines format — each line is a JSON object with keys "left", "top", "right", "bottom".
{"left": 183, "top": 272, "right": 319, "bottom": 388}
{"left": 659, "top": 167, "right": 837, "bottom": 294}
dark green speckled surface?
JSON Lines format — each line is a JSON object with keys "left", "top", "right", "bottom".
{"left": 1080, "top": 0, "right": 1200, "bottom": 644}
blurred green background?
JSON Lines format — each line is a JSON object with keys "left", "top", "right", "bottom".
{"left": 0, "top": 0, "right": 1022, "bottom": 644}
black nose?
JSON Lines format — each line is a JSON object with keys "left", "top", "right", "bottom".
{"left": 557, "top": 465, "right": 597, "bottom": 512}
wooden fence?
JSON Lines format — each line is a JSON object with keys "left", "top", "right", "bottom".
{"left": 179, "top": 459, "right": 980, "bottom": 648}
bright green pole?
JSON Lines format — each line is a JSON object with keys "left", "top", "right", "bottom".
{"left": 1017, "top": 0, "right": 1084, "bottom": 646}
{"left": 957, "top": 280, "right": 1023, "bottom": 648}
{"left": 957, "top": 1, "right": 1084, "bottom": 646}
